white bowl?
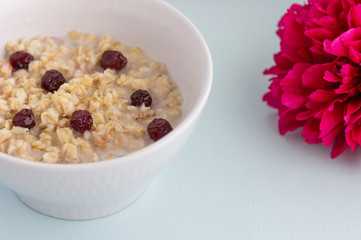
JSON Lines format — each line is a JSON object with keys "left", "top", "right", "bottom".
{"left": 0, "top": 0, "right": 212, "bottom": 219}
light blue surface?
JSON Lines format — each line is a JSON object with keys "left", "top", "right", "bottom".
{"left": 4, "top": 0, "right": 361, "bottom": 239}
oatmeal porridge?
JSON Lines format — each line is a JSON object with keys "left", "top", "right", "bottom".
{"left": 0, "top": 31, "right": 182, "bottom": 163}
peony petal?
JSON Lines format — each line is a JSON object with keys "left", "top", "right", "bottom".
{"left": 330, "top": 132, "right": 348, "bottom": 159}
{"left": 344, "top": 122, "right": 361, "bottom": 152}
{"left": 349, "top": 39, "right": 361, "bottom": 51}
{"left": 323, "top": 28, "right": 361, "bottom": 57}
{"left": 314, "top": 108, "right": 327, "bottom": 118}
{"left": 305, "top": 100, "right": 329, "bottom": 115}
{"left": 263, "top": 92, "right": 282, "bottom": 108}
{"left": 281, "top": 92, "right": 308, "bottom": 109}
{"left": 334, "top": 83, "right": 353, "bottom": 94}
{"left": 309, "top": 2, "right": 326, "bottom": 19}
{"left": 315, "top": 16, "right": 342, "bottom": 34}
{"left": 270, "top": 78, "right": 283, "bottom": 95}
{"left": 302, "top": 118, "right": 322, "bottom": 144}
{"left": 320, "top": 102, "right": 344, "bottom": 138}
{"left": 281, "top": 41, "right": 312, "bottom": 63}
{"left": 298, "top": 48, "right": 313, "bottom": 60}
{"left": 344, "top": 97, "right": 361, "bottom": 123}
{"left": 340, "top": 28, "right": 361, "bottom": 47}
{"left": 324, "top": 70, "right": 340, "bottom": 82}
{"left": 349, "top": 46, "right": 361, "bottom": 64}
{"left": 349, "top": 4, "right": 361, "bottom": 28}
{"left": 351, "top": 125, "right": 360, "bottom": 140}
{"left": 296, "top": 110, "right": 315, "bottom": 121}
{"left": 309, "top": 89, "right": 337, "bottom": 102}
{"left": 279, "top": 109, "right": 306, "bottom": 135}
{"left": 339, "top": 63, "right": 359, "bottom": 85}
{"left": 348, "top": 108, "right": 361, "bottom": 124}
{"left": 310, "top": 44, "right": 327, "bottom": 55}
{"left": 322, "top": 123, "right": 344, "bottom": 147}
{"left": 351, "top": 124, "right": 361, "bottom": 146}
{"left": 281, "top": 63, "right": 311, "bottom": 93}
{"left": 283, "top": 17, "right": 310, "bottom": 47}
{"left": 335, "top": 82, "right": 361, "bottom": 95}
{"left": 305, "top": 28, "right": 336, "bottom": 42}
{"left": 324, "top": 38, "right": 348, "bottom": 57}
{"left": 326, "top": 0, "right": 341, "bottom": 18}
{"left": 302, "top": 63, "right": 335, "bottom": 88}
{"left": 264, "top": 53, "right": 295, "bottom": 76}
{"left": 273, "top": 52, "right": 294, "bottom": 69}
{"left": 345, "top": 130, "right": 358, "bottom": 152}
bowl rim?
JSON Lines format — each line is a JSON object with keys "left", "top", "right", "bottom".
{"left": 0, "top": 0, "right": 213, "bottom": 171}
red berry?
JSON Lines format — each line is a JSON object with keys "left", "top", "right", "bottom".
{"left": 41, "top": 70, "right": 66, "bottom": 93}
{"left": 12, "top": 109, "right": 35, "bottom": 129}
{"left": 147, "top": 118, "right": 173, "bottom": 141}
{"left": 70, "top": 110, "right": 93, "bottom": 133}
{"left": 100, "top": 50, "right": 127, "bottom": 71}
{"left": 130, "top": 89, "right": 152, "bottom": 107}
{"left": 9, "top": 51, "right": 34, "bottom": 71}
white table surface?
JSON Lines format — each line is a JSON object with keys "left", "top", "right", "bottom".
{"left": 2, "top": 0, "right": 361, "bottom": 239}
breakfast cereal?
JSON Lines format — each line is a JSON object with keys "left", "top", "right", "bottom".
{"left": 0, "top": 31, "right": 182, "bottom": 163}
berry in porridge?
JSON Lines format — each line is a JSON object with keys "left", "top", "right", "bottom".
{"left": 130, "top": 89, "right": 152, "bottom": 107}
{"left": 41, "top": 69, "right": 66, "bottom": 93}
{"left": 70, "top": 110, "right": 93, "bottom": 133}
{"left": 147, "top": 118, "right": 173, "bottom": 141}
{"left": 100, "top": 50, "right": 127, "bottom": 71}
{"left": 9, "top": 51, "right": 34, "bottom": 71}
{"left": 12, "top": 109, "right": 35, "bottom": 129}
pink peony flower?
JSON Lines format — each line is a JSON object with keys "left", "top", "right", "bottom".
{"left": 264, "top": 0, "right": 361, "bottom": 158}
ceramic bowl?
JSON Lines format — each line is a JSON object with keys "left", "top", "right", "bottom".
{"left": 0, "top": 0, "right": 212, "bottom": 220}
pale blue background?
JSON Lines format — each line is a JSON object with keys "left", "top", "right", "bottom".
{"left": 3, "top": 0, "right": 361, "bottom": 239}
